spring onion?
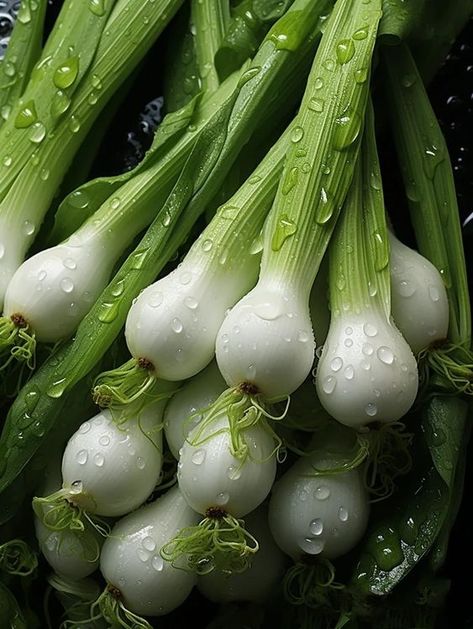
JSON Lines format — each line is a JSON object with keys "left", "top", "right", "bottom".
{"left": 97, "top": 485, "right": 199, "bottom": 625}
{"left": 315, "top": 103, "right": 418, "bottom": 428}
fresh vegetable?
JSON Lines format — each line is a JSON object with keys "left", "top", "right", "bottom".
{"left": 97, "top": 485, "right": 199, "bottom": 625}
{"left": 315, "top": 103, "right": 418, "bottom": 428}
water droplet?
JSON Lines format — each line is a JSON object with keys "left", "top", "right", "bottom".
{"left": 191, "top": 449, "right": 206, "bottom": 465}
{"left": 143, "top": 537, "right": 156, "bottom": 552}
{"left": 171, "top": 317, "right": 183, "bottom": 333}
{"left": 336, "top": 39, "right": 355, "bottom": 64}
{"left": 47, "top": 377, "right": 67, "bottom": 398}
{"left": 137, "top": 548, "right": 150, "bottom": 563}
{"left": 344, "top": 365, "right": 355, "bottom": 380}
{"left": 23, "top": 220, "right": 35, "bottom": 236}
{"left": 248, "top": 175, "right": 261, "bottom": 184}
{"left": 130, "top": 249, "right": 148, "bottom": 270}
{"left": 363, "top": 322, "right": 377, "bottom": 337}
{"left": 1, "top": 105, "right": 11, "bottom": 122}
{"left": 354, "top": 67, "right": 368, "bottom": 84}
{"left": 402, "top": 73, "right": 416, "bottom": 88}
{"left": 308, "top": 97, "right": 325, "bottom": 112}
{"left": 237, "top": 66, "right": 261, "bottom": 87}
{"left": 255, "top": 302, "right": 281, "bottom": 320}
{"left": 344, "top": 338, "right": 353, "bottom": 347}
{"left": 291, "top": 126, "right": 304, "bottom": 143}
{"left": 331, "top": 357, "right": 343, "bottom": 372}
{"left": 99, "top": 435, "right": 110, "bottom": 446}
{"left": 91, "top": 74, "right": 103, "bottom": 90}
{"left": 53, "top": 56, "right": 79, "bottom": 89}
{"left": 316, "top": 187, "right": 334, "bottom": 224}
{"left": 377, "top": 346, "right": 394, "bottom": 365}
{"left": 3, "top": 61, "right": 16, "bottom": 77}
{"left": 70, "top": 480, "right": 83, "bottom": 495}
{"left": 322, "top": 376, "right": 336, "bottom": 394}
{"left": 397, "top": 280, "right": 416, "bottom": 298}
{"left": 362, "top": 343, "right": 374, "bottom": 356}
{"left": 360, "top": 359, "right": 371, "bottom": 371}
{"left": 60, "top": 278, "right": 74, "bottom": 293}
{"left": 76, "top": 449, "right": 88, "bottom": 465}
{"left": 428, "top": 285, "right": 440, "bottom": 302}
{"left": 300, "top": 537, "right": 325, "bottom": 555}
{"left": 180, "top": 271, "right": 192, "bottom": 285}
{"left": 151, "top": 555, "right": 164, "bottom": 571}
{"left": 309, "top": 518, "right": 324, "bottom": 536}
{"left": 365, "top": 403, "right": 377, "bottom": 417}
{"left": 282, "top": 166, "right": 299, "bottom": 195}
{"left": 110, "top": 197, "right": 120, "bottom": 210}
{"left": 62, "top": 258, "right": 76, "bottom": 270}
{"left": 94, "top": 453, "right": 105, "bottom": 467}
{"left": 333, "top": 106, "right": 362, "bottom": 151}
{"left": 79, "top": 422, "right": 91, "bottom": 434}
{"left": 69, "top": 115, "right": 81, "bottom": 133}
{"left": 216, "top": 491, "right": 229, "bottom": 506}
{"left": 353, "top": 27, "right": 368, "bottom": 40}
{"left": 184, "top": 296, "right": 198, "bottom": 310}
{"left": 2, "top": 155, "right": 12, "bottom": 167}
{"left": 314, "top": 77, "right": 324, "bottom": 90}
{"left": 345, "top": 326, "right": 353, "bottom": 335}
{"left": 338, "top": 506, "right": 349, "bottom": 522}
{"left": 227, "top": 465, "right": 241, "bottom": 481}
{"left": 323, "top": 58, "right": 335, "bottom": 72}
{"left": 271, "top": 214, "right": 297, "bottom": 251}
{"left": 88, "top": 92, "right": 98, "bottom": 105}
{"left": 15, "top": 100, "right": 37, "bottom": 128}
{"left": 136, "top": 457, "right": 146, "bottom": 470}
{"left": 297, "top": 330, "right": 309, "bottom": 343}
{"left": 202, "top": 239, "right": 213, "bottom": 252}
{"left": 40, "top": 168, "right": 50, "bottom": 181}
{"left": 29, "top": 122, "right": 46, "bottom": 144}
{"left": 147, "top": 291, "right": 163, "bottom": 308}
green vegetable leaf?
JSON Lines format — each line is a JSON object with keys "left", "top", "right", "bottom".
{"left": 48, "top": 92, "right": 202, "bottom": 243}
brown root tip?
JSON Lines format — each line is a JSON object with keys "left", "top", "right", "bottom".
{"left": 430, "top": 338, "right": 448, "bottom": 350}
{"left": 106, "top": 584, "right": 122, "bottom": 600}
{"left": 138, "top": 357, "right": 154, "bottom": 371}
{"left": 205, "top": 506, "right": 227, "bottom": 519}
{"left": 238, "top": 381, "right": 259, "bottom": 396}
{"left": 10, "top": 313, "right": 28, "bottom": 328}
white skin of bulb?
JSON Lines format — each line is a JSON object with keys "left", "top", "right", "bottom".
{"left": 316, "top": 310, "right": 418, "bottom": 428}
{"left": 61, "top": 402, "right": 165, "bottom": 517}
{"left": 100, "top": 486, "right": 199, "bottom": 616}
{"left": 125, "top": 256, "right": 255, "bottom": 381}
{"left": 34, "top": 466, "right": 101, "bottom": 580}
{"left": 164, "top": 360, "right": 227, "bottom": 459}
{"left": 178, "top": 412, "right": 277, "bottom": 517}
{"left": 3, "top": 238, "right": 113, "bottom": 342}
{"left": 197, "top": 505, "right": 287, "bottom": 603}
{"left": 268, "top": 452, "right": 369, "bottom": 561}
{"left": 389, "top": 232, "right": 449, "bottom": 354}
{"left": 216, "top": 281, "right": 315, "bottom": 399}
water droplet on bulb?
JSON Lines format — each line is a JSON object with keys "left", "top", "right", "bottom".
{"left": 216, "top": 491, "right": 229, "bottom": 506}
{"left": 365, "top": 403, "right": 377, "bottom": 417}
{"left": 330, "top": 357, "right": 343, "bottom": 372}
{"left": 99, "top": 435, "right": 110, "bottom": 446}
{"left": 192, "top": 449, "right": 206, "bottom": 465}
{"left": 338, "top": 506, "right": 349, "bottom": 522}
{"left": 363, "top": 323, "right": 377, "bottom": 337}
{"left": 171, "top": 317, "right": 183, "bottom": 333}
{"left": 377, "top": 346, "right": 394, "bottom": 365}
{"left": 309, "top": 518, "right": 324, "bottom": 536}
{"left": 152, "top": 555, "right": 164, "bottom": 571}
{"left": 76, "top": 450, "right": 88, "bottom": 465}
{"left": 322, "top": 376, "right": 337, "bottom": 394}
{"left": 227, "top": 465, "right": 241, "bottom": 481}
{"left": 344, "top": 365, "right": 355, "bottom": 380}
{"left": 94, "top": 453, "right": 105, "bottom": 467}
{"left": 60, "top": 278, "right": 74, "bottom": 293}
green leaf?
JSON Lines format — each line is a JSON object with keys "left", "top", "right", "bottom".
{"left": 0, "top": 0, "right": 47, "bottom": 125}
{"left": 379, "top": 0, "right": 428, "bottom": 42}
{"left": 350, "top": 395, "right": 469, "bottom": 596}
{"left": 48, "top": 92, "right": 202, "bottom": 243}
{"left": 0, "top": 582, "right": 27, "bottom": 629}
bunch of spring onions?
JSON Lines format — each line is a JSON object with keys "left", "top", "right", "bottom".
{"left": 0, "top": 0, "right": 472, "bottom": 627}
